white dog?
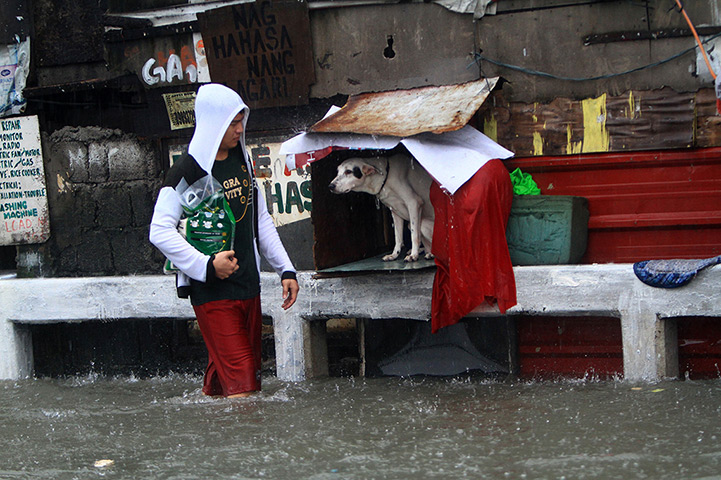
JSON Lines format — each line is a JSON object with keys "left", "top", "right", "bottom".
{"left": 329, "top": 153, "right": 434, "bottom": 262}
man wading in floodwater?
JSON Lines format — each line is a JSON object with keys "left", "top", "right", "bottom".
{"left": 150, "top": 83, "right": 299, "bottom": 398}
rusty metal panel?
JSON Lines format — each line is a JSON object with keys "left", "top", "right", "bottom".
{"left": 309, "top": 77, "right": 499, "bottom": 137}
{"left": 476, "top": 87, "right": 697, "bottom": 157}
{"left": 196, "top": 0, "right": 315, "bottom": 109}
{"left": 606, "top": 89, "right": 695, "bottom": 151}
{"left": 477, "top": 95, "right": 578, "bottom": 158}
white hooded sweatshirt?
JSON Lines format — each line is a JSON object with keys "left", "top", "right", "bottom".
{"left": 149, "top": 83, "right": 295, "bottom": 296}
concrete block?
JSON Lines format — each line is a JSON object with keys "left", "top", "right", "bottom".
{"left": 88, "top": 143, "right": 109, "bottom": 182}
{"left": 93, "top": 185, "right": 132, "bottom": 228}
{"left": 75, "top": 231, "right": 114, "bottom": 274}
{"left": 271, "top": 307, "right": 308, "bottom": 382}
{"left": 63, "top": 142, "right": 89, "bottom": 182}
{"left": 107, "top": 140, "right": 152, "bottom": 181}
{"left": 128, "top": 181, "right": 160, "bottom": 227}
{"left": 0, "top": 320, "right": 32, "bottom": 379}
{"left": 15, "top": 247, "right": 53, "bottom": 278}
{"left": 109, "top": 228, "right": 159, "bottom": 274}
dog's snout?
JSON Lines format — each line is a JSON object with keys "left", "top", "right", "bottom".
{"left": 329, "top": 182, "right": 336, "bottom": 192}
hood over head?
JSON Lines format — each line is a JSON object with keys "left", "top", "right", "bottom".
{"left": 189, "top": 83, "right": 249, "bottom": 173}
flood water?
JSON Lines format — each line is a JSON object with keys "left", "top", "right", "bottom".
{"left": 2, "top": 374, "right": 721, "bottom": 480}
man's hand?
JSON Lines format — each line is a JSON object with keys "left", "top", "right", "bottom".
{"left": 213, "top": 250, "right": 238, "bottom": 279}
{"left": 281, "top": 278, "right": 299, "bottom": 310}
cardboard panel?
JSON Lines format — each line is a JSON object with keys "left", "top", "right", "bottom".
{"left": 197, "top": 0, "right": 316, "bottom": 109}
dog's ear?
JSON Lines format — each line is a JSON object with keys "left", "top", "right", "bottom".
{"left": 361, "top": 164, "right": 380, "bottom": 176}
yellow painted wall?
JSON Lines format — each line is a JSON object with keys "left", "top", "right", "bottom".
{"left": 564, "top": 94, "right": 610, "bottom": 154}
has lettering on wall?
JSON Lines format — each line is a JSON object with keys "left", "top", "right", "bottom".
{"left": 249, "top": 140, "right": 311, "bottom": 227}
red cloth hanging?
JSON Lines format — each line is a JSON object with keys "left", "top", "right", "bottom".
{"left": 429, "top": 158, "right": 517, "bottom": 333}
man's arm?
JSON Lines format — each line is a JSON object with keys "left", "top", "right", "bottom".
{"left": 149, "top": 186, "right": 213, "bottom": 282}
{"left": 282, "top": 277, "right": 299, "bottom": 310}
{"left": 254, "top": 184, "right": 299, "bottom": 308}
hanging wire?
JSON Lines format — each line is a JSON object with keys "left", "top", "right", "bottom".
{"left": 471, "top": 30, "right": 721, "bottom": 82}
{"left": 673, "top": 0, "right": 717, "bottom": 80}
{"left": 25, "top": 97, "right": 148, "bottom": 108}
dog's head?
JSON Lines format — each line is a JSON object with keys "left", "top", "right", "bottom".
{"left": 328, "top": 158, "right": 381, "bottom": 194}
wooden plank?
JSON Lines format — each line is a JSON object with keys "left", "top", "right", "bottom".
{"left": 695, "top": 88, "right": 721, "bottom": 148}
{"left": 583, "top": 27, "right": 721, "bottom": 46}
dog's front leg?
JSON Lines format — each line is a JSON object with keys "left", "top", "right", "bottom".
{"left": 382, "top": 210, "right": 405, "bottom": 261}
{"left": 404, "top": 199, "right": 423, "bottom": 262}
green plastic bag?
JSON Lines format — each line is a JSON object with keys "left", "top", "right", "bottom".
{"left": 509, "top": 168, "right": 541, "bottom": 195}
{"left": 164, "top": 176, "right": 235, "bottom": 273}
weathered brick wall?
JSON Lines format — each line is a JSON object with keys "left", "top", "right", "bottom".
{"left": 16, "top": 127, "right": 165, "bottom": 277}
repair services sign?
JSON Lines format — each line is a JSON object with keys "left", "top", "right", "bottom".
{"left": 0, "top": 115, "right": 50, "bottom": 245}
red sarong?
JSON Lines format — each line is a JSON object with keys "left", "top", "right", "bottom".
{"left": 430, "top": 159, "right": 517, "bottom": 333}
{"left": 193, "top": 297, "right": 263, "bottom": 396}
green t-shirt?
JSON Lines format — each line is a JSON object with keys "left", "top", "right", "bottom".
{"left": 189, "top": 147, "right": 260, "bottom": 305}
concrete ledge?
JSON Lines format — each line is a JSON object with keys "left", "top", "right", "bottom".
{"left": 2, "top": 264, "right": 720, "bottom": 382}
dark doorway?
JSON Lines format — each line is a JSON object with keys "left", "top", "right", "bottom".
{"left": 0, "top": 246, "right": 16, "bottom": 271}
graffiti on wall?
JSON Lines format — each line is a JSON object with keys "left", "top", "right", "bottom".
{"left": 116, "top": 34, "right": 211, "bottom": 88}
{"left": 141, "top": 45, "right": 197, "bottom": 85}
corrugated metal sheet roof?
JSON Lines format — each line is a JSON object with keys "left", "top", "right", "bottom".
{"left": 309, "top": 77, "right": 500, "bottom": 137}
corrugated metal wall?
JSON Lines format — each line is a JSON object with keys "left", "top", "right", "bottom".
{"left": 505, "top": 147, "right": 721, "bottom": 263}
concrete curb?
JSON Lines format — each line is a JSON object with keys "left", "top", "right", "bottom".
{"left": 2, "top": 264, "right": 719, "bottom": 382}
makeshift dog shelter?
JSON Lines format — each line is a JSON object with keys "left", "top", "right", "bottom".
{"left": 280, "top": 77, "right": 518, "bottom": 332}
